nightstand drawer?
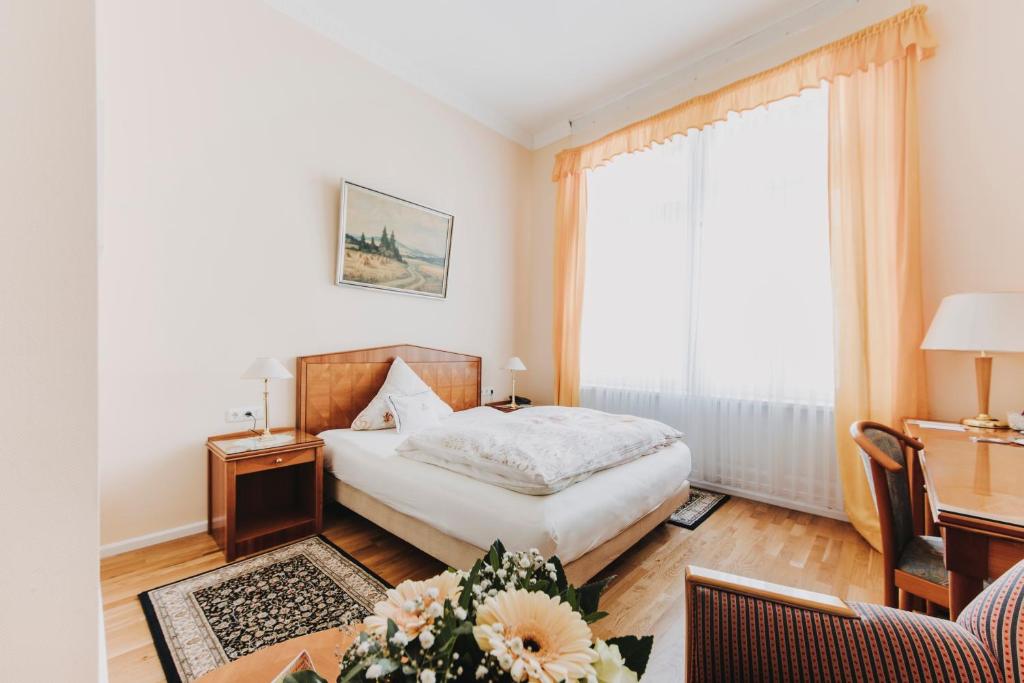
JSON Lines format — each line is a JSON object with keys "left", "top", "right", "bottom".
{"left": 235, "top": 448, "right": 316, "bottom": 475}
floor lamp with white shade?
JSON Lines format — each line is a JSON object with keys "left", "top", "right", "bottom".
{"left": 921, "top": 292, "right": 1024, "bottom": 428}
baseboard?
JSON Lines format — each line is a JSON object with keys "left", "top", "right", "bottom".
{"left": 100, "top": 520, "right": 208, "bottom": 559}
{"left": 691, "top": 480, "right": 848, "bottom": 522}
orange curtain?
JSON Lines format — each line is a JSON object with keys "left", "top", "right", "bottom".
{"left": 551, "top": 6, "right": 935, "bottom": 182}
{"left": 828, "top": 56, "right": 930, "bottom": 550}
{"left": 550, "top": 6, "right": 935, "bottom": 546}
{"left": 553, "top": 171, "right": 587, "bottom": 406}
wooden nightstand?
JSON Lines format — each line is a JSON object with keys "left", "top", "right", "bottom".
{"left": 207, "top": 427, "right": 324, "bottom": 561}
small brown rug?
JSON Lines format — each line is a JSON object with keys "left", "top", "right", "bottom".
{"left": 667, "top": 487, "right": 730, "bottom": 529}
{"left": 139, "top": 535, "right": 389, "bottom": 683}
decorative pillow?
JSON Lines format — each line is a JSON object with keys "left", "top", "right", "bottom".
{"left": 351, "top": 357, "right": 452, "bottom": 430}
{"left": 385, "top": 392, "right": 444, "bottom": 434}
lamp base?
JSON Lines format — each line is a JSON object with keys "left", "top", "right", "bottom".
{"left": 962, "top": 414, "right": 1008, "bottom": 430}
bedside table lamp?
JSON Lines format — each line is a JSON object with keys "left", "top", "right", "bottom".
{"left": 242, "top": 357, "right": 293, "bottom": 438}
{"left": 921, "top": 292, "right": 1024, "bottom": 428}
{"left": 503, "top": 356, "right": 527, "bottom": 408}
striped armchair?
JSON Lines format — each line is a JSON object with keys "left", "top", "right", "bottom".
{"left": 686, "top": 558, "right": 1024, "bottom": 682}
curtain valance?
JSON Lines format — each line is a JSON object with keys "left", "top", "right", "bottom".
{"left": 551, "top": 5, "right": 935, "bottom": 181}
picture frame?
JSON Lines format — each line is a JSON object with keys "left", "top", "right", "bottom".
{"left": 336, "top": 180, "right": 454, "bottom": 299}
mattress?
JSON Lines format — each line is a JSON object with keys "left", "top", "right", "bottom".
{"left": 320, "top": 407, "right": 692, "bottom": 564}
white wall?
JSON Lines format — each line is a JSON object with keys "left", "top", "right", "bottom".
{"left": 0, "top": 0, "right": 99, "bottom": 678}
{"left": 98, "top": 0, "right": 530, "bottom": 545}
{"left": 519, "top": 1, "right": 1024, "bottom": 422}
{"left": 918, "top": 0, "right": 1024, "bottom": 422}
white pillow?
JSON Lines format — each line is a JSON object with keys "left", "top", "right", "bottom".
{"left": 351, "top": 357, "right": 453, "bottom": 430}
{"left": 385, "top": 391, "right": 443, "bottom": 434}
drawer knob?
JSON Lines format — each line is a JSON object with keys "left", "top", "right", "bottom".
{"left": 274, "top": 457, "right": 283, "bottom": 463}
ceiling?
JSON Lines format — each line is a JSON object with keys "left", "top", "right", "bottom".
{"left": 267, "top": 0, "right": 846, "bottom": 148}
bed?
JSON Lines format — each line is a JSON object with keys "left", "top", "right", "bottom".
{"left": 296, "top": 344, "right": 691, "bottom": 583}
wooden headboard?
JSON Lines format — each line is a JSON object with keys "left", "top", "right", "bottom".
{"left": 295, "top": 344, "right": 482, "bottom": 434}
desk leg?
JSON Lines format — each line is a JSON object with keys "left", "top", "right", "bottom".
{"left": 944, "top": 527, "right": 986, "bottom": 619}
{"left": 949, "top": 572, "right": 983, "bottom": 620}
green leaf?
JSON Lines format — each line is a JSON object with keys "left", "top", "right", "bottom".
{"left": 488, "top": 546, "right": 501, "bottom": 569}
{"left": 283, "top": 672, "right": 328, "bottom": 683}
{"left": 583, "top": 610, "right": 609, "bottom": 624}
{"left": 459, "top": 560, "right": 482, "bottom": 610}
{"left": 606, "top": 635, "right": 654, "bottom": 678}
{"left": 561, "top": 585, "right": 579, "bottom": 611}
{"left": 373, "top": 658, "right": 400, "bottom": 676}
{"left": 578, "top": 575, "right": 614, "bottom": 616}
{"left": 337, "top": 660, "right": 369, "bottom": 683}
{"left": 550, "top": 556, "right": 569, "bottom": 593}
{"left": 386, "top": 618, "right": 398, "bottom": 642}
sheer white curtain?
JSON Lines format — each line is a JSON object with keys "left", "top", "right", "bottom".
{"left": 580, "top": 85, "right": 843, "bottom": 516}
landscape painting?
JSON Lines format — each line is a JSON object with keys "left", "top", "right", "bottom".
{"left": 336, "top": 181, "right": 453, "bottom": 298}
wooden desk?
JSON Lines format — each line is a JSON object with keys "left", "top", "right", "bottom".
{"left": 195, "top": 627, "right": 354, "bottom": 683}
{"left": 905, "top": 419, "right": 1024, "bottom": 617}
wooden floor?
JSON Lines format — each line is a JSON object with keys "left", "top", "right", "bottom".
{"left": 101, "top": 497, "right": 884, "bottom": 682}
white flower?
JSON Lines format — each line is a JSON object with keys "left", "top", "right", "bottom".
{"left": 497, "top": 568, "right": 507, "bottom": 579}
{"left": 545, "top": 563, "right": 555, "bottom": 572}
{"left": 519, "top": 556, "right": 531, "bottom": 569}
{"left": 366, "top": 664, "right": 384, "bottom": 679}
{"left": 475, "top": 664, "right": 488, "bottom": 679}
{"left": 454, "top": 606, "right": 468, "bottom": 621}
{"left": 355, "top": 640, "right": 371, "bottom": 656}
{"left": 419, "top": 669, "right": 436, "bottom": 683}
{"left": 403, "top": 600, "right": 418, "bottom": 613}
{"left": 426, "top": 587, "right": 440, "bottom": 599}
{"left": 592, "top": 640, "right": 639, "bottom": 683}
{"left": 419, "top": 628, "right": 435, "bottom": 649}
{"left": 425, "top": 601, "right": 444, "bottom": 619}
{"left": 390, "top": 630, "right": 410, "bottom": 646}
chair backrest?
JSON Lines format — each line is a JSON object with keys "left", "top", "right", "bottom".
{"left": 957, "top": 558, "right": 1024, "bottom": 683}
{"left": 851, "top": 421, "right": 921, "bottom": 563}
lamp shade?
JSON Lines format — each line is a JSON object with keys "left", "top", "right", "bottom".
{"left": 241, "top": 357, "right": 293, "bottom": 380}
{"left": 921, "top": 292, "right": 1024, "bottom": 353}
{"left": 503, "top": 356, "right": 527, "bottom": 372}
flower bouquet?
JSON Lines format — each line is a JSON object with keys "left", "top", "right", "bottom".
{"left": 290, "top": 540, "right": 652, "bottom": 683}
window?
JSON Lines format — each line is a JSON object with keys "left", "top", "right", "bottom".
{"left": 580, "top": 85, "right": 841, "bottom": 513}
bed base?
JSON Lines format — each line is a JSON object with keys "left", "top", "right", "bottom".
{"left": 334, "top": 479, "right": 691, "bottom": 585}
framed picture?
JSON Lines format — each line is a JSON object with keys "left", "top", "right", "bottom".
{"left": 336, "top": 180, "right": 453, "bottom": 299}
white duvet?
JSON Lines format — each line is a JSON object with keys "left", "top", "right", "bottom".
{"left": 396, "top": 405, "right": 684, "bottom": 494}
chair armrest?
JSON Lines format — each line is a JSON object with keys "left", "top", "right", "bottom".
{"left": 685, "top": 565, "right": 858, "bottom": 618}
{"left": 685, "top": 566, "right": 1002, "bottom": 683}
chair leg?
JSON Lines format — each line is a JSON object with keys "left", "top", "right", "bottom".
{"left": 884, "top": 577, "right": 898, "bottom": 608}
{"left": 898, "top": 589, "right": 912, "bottom": 611}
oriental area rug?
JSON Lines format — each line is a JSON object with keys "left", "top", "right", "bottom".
{"left": 139, "top": 535, "right": 389, "bottom": 683}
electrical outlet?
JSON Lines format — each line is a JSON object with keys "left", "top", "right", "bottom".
{"left": 226, "top": 406, "right": 264, "bottom": 423}
{"left": 481, "top": 386, "right": 496, "bottom": 403}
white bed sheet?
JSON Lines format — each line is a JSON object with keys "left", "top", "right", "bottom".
{"left": 320, "top": 408, "right": 692, "bottom": 564}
